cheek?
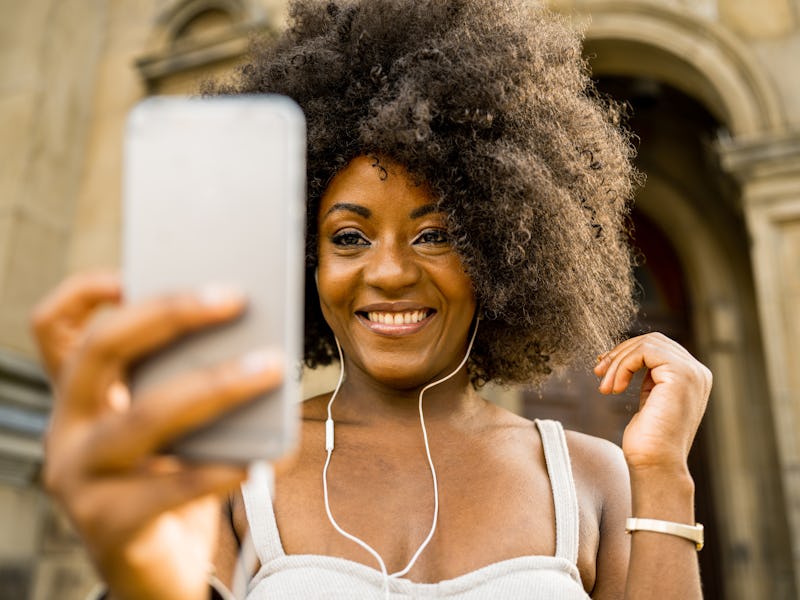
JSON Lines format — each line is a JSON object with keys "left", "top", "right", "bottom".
{"left": 315, "top": 257, "right": 355, "bottom": 320}
{"left": 438, "top": 259, "right": 477, "bottom": 308}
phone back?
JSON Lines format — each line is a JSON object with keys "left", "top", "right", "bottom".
{"left": 123, "top": 95, "right": 305, "bottom": 463}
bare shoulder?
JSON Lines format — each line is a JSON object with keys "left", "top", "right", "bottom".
{"left": 564, "top": 429, "right": 630, "bottom": 503}
{"left": 564, "top": 429, "right": 627, "bottom": 474}
{"left": 563, "top": 431, "right": 632, "bottom": 596}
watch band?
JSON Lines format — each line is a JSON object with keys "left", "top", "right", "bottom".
{"left": 625, "top": 517, "right": 704, "bottom": 551}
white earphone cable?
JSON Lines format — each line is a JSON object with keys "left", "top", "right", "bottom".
{"left": 322, "top": 317, "right": 480, "bottom": 597}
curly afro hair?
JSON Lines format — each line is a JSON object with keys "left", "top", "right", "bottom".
{"left": 207, "top": 0, "right": 639, "bottom": 386}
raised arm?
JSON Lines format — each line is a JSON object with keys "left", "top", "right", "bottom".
{"left": 593, "top": 332, "right": 711, "bottom": 599}
{"left": 31, "top": 271, "right": 282, "bottom": 600}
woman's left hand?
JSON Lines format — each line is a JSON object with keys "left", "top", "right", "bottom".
{"left": 594, "top": 332, "right": 712, "bottom": 474}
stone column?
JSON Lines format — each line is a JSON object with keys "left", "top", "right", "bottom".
{"left": 719, "top": 131, "right": 800, "bottom": 595}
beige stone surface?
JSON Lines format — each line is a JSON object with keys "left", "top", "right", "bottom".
{"left": 6, "top": 0, "right": 105, "bottom": 222}
{"left": 0, "top": 486, "right": 44, "bottom": 562}
{"left": 0, "top": 213, "right": 69, "bottom": 354}
{"left": 0, "top": 215, "right": 11, "bottom": 299}
{"left": 0, "top": 0, "right": 49, "bottom": 214}
{"left": 66, "top": 2, "right": 153, "bottom": 273}
{"left": 778, "top": 215, "right": 800, "bottom": 457}
{"left": 153, "top": 57, "right": 244, "bottom": 95}
{"left": 751, "top": 36, "right": 800, "bottom": 128}
{"left": 0, "top": 0, "right": 106, "bottom": 355}
{"left": 0, "top": 1, "right": 50, "bottom": 88}
{"left": 0, "top": 93, "right": 36, "bottom": 214}
{"left": 719, "top": 0, "right": 796, "bottom": 37}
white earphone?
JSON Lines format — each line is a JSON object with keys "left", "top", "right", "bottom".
{"left": 322, "top": 315, "right": 480, "bottom": 598}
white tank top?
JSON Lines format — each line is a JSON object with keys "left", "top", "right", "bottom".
{"left": 241, "top": 419, "right": 590, "bottom": 599}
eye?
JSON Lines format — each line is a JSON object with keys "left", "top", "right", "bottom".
{"left": 331, "top": 229, "right": 370, "bottom": 247}
{"left": 414, "top": 228, "right": 449, "bottom": 245}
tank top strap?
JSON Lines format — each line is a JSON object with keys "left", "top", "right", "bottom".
{"left": 534, "top": 419, "right": 580, "bottom": 564}
{"left": 241, "top": 461, "right": 286, "bottom": 565}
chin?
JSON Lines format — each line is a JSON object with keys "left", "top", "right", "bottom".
{"left": 365, "top": 361, "right": 442, "bottom": 392}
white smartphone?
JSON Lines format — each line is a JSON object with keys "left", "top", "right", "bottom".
{"left": 122, "top": 95, "right": 305, "bottom": 464}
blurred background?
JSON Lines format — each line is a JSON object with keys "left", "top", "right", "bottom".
{"left": 1, "top": 0, "right": 799, "bottom": 598}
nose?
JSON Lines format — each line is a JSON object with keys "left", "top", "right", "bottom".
{"left": 363, "top": 240, "right": 421, "bottom": 292}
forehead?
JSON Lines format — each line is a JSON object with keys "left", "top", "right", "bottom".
{"left": 319, "top": 156, "right": 437, "bottom": 217}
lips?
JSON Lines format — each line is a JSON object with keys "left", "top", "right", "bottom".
{"left": 355, "top": 304, "right": 436, "bottom": 335}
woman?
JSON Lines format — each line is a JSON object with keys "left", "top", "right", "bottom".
{"left": 32, "top": 0, "right": 711, "bottom": 598}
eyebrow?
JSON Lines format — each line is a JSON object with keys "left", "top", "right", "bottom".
{"left": 323, "top": 203, "right": 372, "bottom": 219}
{"left": 409, "top": 204, "right": 441, "bottom": 219}
{"left": 323, "top": 202, "right": 442, "bottom": 220}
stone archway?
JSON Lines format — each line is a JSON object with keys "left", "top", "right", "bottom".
{"left": 557, "top": 4, "right": 795, "bottom": 597}
{"left": 576, "top": 1, "right": 784, "bottom": 136}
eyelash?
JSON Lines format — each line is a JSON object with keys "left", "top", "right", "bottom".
{"left": 331, "top": 230, "right": 369, "bottom": 247}
{"left": 329, "top": 228, "right": 449, "bottom": 248}
{"left": 414, "top": 229, "right": 449, "bottom": 245}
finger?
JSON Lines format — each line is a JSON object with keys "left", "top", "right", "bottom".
{"left": 87, "top": 349, "right": 283, "bottom": 470}
{"left": 598, "top": 344, "right": 646, "bottom": 394}
{"left": 593, "top": 336, "right": 643, "bottom": 377}
{"left": 598, "top": 336, "right": 667, "bottom": 394}
{"left": 600, "top": 335, "right": 681, "bottom": 394}
{"left": 593, "top": 332, "right": 687, "bottom": 378}
{"left": 594, "top": 335, "right": 644, "bottom": 382}
{"left": 82, "top": 285, "right": 247, "bottom": 366}
{"left": 77, "top": 464, "right": 246, "bottom": 541}
{"left": 62, "top": 286, "right": 246, "bottom": 417}
{"left": 30, "top": 271, "right": 122, "bottom": 375}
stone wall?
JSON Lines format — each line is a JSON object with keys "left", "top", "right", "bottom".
{"left": 1, "top": 0, "right": 799, "bottom": 597}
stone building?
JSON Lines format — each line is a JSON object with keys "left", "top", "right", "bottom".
{"left": 0, "top": 0, "right": 798, "bottom": 598}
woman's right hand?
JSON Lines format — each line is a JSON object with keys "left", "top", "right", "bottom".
{"left": 31, "top": 271, "right": 283, "bottom": 600}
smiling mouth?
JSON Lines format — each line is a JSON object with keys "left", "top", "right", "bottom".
{"left": 357, "top": 309, "right": 435, "bottom": 325}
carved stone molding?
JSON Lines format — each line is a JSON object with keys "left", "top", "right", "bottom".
{"left": 572, "top": 0, "right": 785, "bottom": 135}
{"left": 136, "top": 0, "right": 278, "bottom": 89}
{"left": 718, "top": 130, "right": 800, "bottom": 191}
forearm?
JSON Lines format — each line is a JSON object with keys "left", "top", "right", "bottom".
{"left": 624, "top": 466, "right": 702, "bottom": 599}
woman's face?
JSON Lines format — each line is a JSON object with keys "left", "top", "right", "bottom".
{"left": 316, "top": 155, "right": 477, "bottom": 390}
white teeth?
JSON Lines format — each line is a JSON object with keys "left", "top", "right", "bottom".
{"left": 366, "top": 310, "right": 428, "bottom": 324}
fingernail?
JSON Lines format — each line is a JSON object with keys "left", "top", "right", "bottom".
{"left": 240, "top": 348, "right": 282, "bottom": 374}
{"left": 198, "top": 284, "right": 245, "bottom": 306}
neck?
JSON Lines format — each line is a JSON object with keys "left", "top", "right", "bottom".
{"left": 330, "top": 364, "right": 484, "bottom": 426}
